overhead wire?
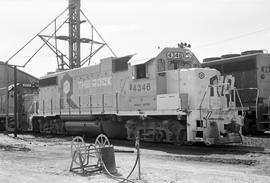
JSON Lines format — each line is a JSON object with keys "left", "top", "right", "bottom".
{"left": 194, "top": 26, "right": 270, "bottom": 49}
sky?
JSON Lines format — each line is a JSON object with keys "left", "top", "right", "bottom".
{"left": 0, "top": 0, "right": 270, "bottom": 77}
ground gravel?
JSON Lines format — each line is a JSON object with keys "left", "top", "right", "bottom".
{"left": 1, "top": 134, "right": 270, "bottom": 183}
{"left": 242, "top": 136, "right": 270, "bottom": 148}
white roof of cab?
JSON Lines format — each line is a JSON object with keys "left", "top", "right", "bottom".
{"left": 128, "top": 55, "right": 155, "bottom": 66}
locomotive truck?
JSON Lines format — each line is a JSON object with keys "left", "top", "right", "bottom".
{"left": 30, "top": 46, "right": 243, "bottom": 145}
{"left": 202, "top": 50, "right": 270, "bottom": 134}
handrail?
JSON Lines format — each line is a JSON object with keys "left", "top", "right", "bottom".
{"left": 199, "top": 82, "right": 233, "bottom": 110}
{"left": 235, "top": 88, "right": 259, "bottom": 119}
{"left": 199, "top": 82, "right": 240, "bottom": 121}
{"left": 234, "top": 87, "right": 244, "bottom": 118}
{"left": 199, "top": 85, "right": 210, "bottom": 122}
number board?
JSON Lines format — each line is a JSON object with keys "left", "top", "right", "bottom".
{"left": 129, "top": 82, "right": 152, "bottom": 93}
{"left": 166, "top": 51, "right": 192, "bottom": 60}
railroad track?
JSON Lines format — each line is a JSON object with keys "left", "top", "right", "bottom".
{"left": 3, "top": 132, "right": 270, "bottom": 167}
{"left": 3, "top": 132, "right": 270, "bottom": 155}
{"left": 87, "top": 138, "right": 270, "bottom": 155}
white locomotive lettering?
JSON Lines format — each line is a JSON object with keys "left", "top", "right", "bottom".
{"left": 78, "top": 76, "right": 112, "bottom": 89}
{"left": 167, "top": 51, "right": 185, "bottom": 60}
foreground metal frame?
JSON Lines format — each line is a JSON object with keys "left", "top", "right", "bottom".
{"left": 69, "top": 134, "right": 111, "bottom": 175}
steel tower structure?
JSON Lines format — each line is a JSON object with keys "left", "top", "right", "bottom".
{"left": 68, "top": 0, "right": 81, "bottom": 69}
{"left": 38, "top": 0, "right": 116, "bottom": 70}
{"left": 5, "top": 0, "right": 116, "bottom": 71}
{"left": 43, "top": 0, "right": 116, "bottom": 70}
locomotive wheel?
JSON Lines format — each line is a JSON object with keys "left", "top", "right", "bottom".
{"left": 71, "top": 136, "right": 87, "bottom": 165}
{"left": 95, "top": 134, "right": 110, "bottom": 148}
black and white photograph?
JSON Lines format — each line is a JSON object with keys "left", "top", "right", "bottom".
{"left": 0, "top": 0, "right": 270, "bottom": 182}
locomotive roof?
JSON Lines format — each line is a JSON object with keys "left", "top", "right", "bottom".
{"left": 40, "top": 47, "right": 200, "bottom": 79}
{"left": 201, "top": 52, "right": 269, "bottom": 66}
{"left": 39, "top": 56, "right": 116, "bottom": 79}
{"left": 40, "top": 55, "right": 132, "bottom": 79}
{"left": 128, "top": 57, "right": 155, "bottom": 66}
{"left": 128, "top": 47, "right": 200, "bottom": 66}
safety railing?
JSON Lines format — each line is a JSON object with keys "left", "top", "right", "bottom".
{"left": 39, "top": 92, "right": 119, "bottom": 116}
{"left": 199, "top": 83, "right": 244, "bottom": 121}
{"left": 235, "top": 88, "right": 259, "bottom": 119}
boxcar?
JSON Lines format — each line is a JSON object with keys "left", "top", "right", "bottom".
{"left": 202, "top": 50, "right": 270, "bottom": 134}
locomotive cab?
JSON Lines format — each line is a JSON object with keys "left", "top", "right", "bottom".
{"left": 127, "top": 47, "right": 201, "bottom": 112}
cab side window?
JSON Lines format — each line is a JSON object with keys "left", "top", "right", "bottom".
{"left": 157, "top": 59, "right": 166, "bottom": 72}
{"left": 168, "top": 60, "right": 179, "bottom": 70}
{"left": 133, "top": 63, "right": 147, "bottom": 79}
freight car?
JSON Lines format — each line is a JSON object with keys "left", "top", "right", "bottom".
{"left": 0, "top": 62, "right": 39, "bottom": 132}
{"left": 202, "top": 50, "right": 270, "bottom": 134}
{"left": 31, "top": 46, "right": 244, "bottom": 145}
{"left": 0, "top": 83, "right": 38, "bottom": 131}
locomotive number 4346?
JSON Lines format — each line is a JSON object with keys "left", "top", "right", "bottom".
{"left": 130, "top": 83, "right": 151, "bottom": 92}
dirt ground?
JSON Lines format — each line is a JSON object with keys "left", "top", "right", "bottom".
{"left": 1, "top": 134, "right": 270, "bottom": 183}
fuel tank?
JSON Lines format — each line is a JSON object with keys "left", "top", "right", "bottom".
{"left": 65, "top": 121, "right": 102, "bottom": 137}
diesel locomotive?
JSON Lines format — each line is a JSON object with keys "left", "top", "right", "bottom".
{"left": 27, "top": 46, "right": 243, "bottom": 145}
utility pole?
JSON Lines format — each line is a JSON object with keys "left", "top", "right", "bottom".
{"left": 68, "top": 0, "right": 81, "bottom": 69}
{"left": 14, "top": 66, "right": 18, "bottom": 137}
{"left": 5, "top": 63, "right": 9, "bottom": 134}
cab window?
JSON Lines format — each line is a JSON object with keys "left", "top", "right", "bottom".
{"left": 167, "top": 60, "right": 179, "bottom": 70}
{"left": 134, "top": 63, "right": 147, "bottom": 79}
{"left": 157, "top": 59, "right": 166, "bottom": 72}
